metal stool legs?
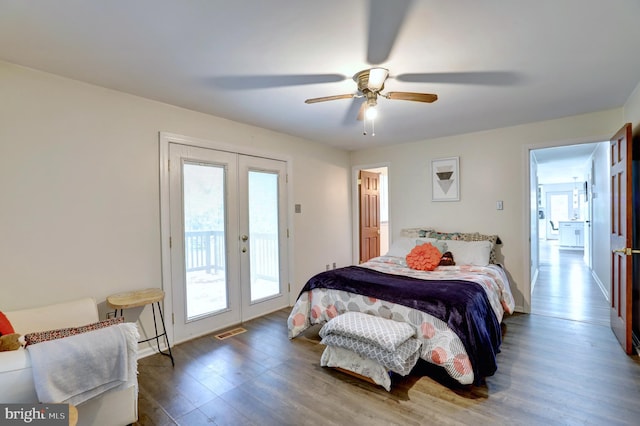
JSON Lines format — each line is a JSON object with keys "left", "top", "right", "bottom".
{"left": 149, "top": 301, "right": 174, "bottom": 366}
{"left": 114, "top": 302, "right": 175, "bottom": 366}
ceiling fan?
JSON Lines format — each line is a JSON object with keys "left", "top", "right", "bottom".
{"left": 210, "top": 0, "right": 521, "bottom": 133}
{"left": 304, "top": 67, "right": 438, "bottom": 122}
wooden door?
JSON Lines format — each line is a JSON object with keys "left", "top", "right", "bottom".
{"left": 359, "top": 170, "right": 380, "bottom": 263}
{"left": 610, "top": 123, "right": 633, "bottom": 354}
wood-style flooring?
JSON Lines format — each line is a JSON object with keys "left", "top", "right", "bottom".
{"left": 135, "top": 246, "right": 640, "bottom": 425}
{"left": 531, "top": 239, "right": 610, "bottom": 327}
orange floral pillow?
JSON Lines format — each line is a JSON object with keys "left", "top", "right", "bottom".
{"left": 406, "top": 243, "right": 442, "bottom": 271}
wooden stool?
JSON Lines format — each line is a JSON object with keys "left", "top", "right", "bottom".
{"left": 107, "top": 288, "right": 174, "bottom": 366}
{"left": 68, "top": 404, "right": 78, "bottom": 426}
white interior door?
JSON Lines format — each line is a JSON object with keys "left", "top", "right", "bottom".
{"left": 168, "top": 143, "right": 288, "bottom": 342}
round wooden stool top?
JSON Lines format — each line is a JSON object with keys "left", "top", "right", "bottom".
{"left": 107, "top": 288, "right": 165, "bottom": 310}
{"left": 68, "top": 404, "right": 78, "bottom": 426}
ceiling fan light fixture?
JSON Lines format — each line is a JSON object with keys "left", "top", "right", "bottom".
{"left": 365, "top": 105, "right": 378, "bottom": 120}
{"left": 307, "top": 67, "right": 437, "bottom": 136}
{"left": 367, "top": 67, "right": 389, "bottom": 91}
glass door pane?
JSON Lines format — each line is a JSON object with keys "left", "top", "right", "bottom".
{"left": 168, "top": 142, "right": 286, "bottom": 340}
{"left": 183, "top": 162, "right": 228, "bottom": 319}
{"left": 549, "top": 193, "right": 570, "bottom": 223}
{"left": 169, "top": 142, "right": 240, "bottom": 342}
{"left": 238, "top": 155, "right": 287, "bottom": 319}
{"left": 248, "top": 170, "right": 280, "bottom": 302}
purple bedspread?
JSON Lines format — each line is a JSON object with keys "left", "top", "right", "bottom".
{"left": 300, "top": 266, "right": 502, "bottom": 384}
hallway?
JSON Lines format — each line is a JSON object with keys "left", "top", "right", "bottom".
{"left": 531, "top": 239, "right": 609, "bottom": 327}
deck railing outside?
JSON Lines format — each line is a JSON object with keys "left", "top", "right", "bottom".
{"left": 184, "top": 230, "right": 278, "bottom": 281}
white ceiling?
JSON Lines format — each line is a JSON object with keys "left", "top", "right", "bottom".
{"left": 534, "top": 142, "right": 602, "bottom": 185}
{"left": 1, "top": 1, "right": 639, "bottom": 153}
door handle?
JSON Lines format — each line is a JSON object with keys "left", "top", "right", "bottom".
{"left": 241, "top": 235, "right": 248, "bottom": 242}
{"left": 612, "top": 248, "right": 640, "bottom": 255}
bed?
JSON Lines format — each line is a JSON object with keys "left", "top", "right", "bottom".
{"left": 287, "top": 228, "right": 515, "bottom": 386}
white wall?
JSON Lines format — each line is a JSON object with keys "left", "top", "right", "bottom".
{"left": 0, "top": 61, "right": 352, "bottom": 322}
{"left": 351, "top": 109, "right": 623, "bottom": 312}
{"left": 591, "top": 142, "right": 611, "bottom": 297}
{"left": 624, "top": 81, "right": 640, "bottom": 131}
{"left": 4, "top": 57, "right": 639, "bottom": 323}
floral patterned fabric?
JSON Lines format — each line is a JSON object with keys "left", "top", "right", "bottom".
{"left": 288, "top": 256, "right": 515, "bottom": 385}
{"left": 361, "top": 256, "right": 514, "bottom": 320}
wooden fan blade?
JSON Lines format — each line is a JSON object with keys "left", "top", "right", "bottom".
{"left": 305, "top": 94, "right": 355, "bottom": 104}
{"left": 386, "top": 92, "right": 438, "bottom": 103}
{"left": 342, "top": 98, "right": 365, "bottom": 125}
{"left": 356, "top": 101, "right": 367, "bottom": 121}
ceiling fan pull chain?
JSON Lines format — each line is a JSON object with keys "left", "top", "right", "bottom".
{"left": 363, "top": 119, "right": 367, "bottom": 136}
{"left": 371, "top": 119, "right": 375, "bottom": 137}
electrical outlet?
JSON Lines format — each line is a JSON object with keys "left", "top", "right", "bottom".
{"left": 326, "top": 264, "right": 330, "bottom": 271}
{"left": 333, "top": 262, "right": 336, "bottom": 269}
{"left": 496, "top": 200, "right": 504, "bottom": 210}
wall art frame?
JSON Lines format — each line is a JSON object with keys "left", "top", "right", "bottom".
{"left": 431, "top": 156, "right": 460, "bottom": 201}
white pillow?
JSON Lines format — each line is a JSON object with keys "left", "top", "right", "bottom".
{"left": 440, "top": 239, "right": 492, "bottom": 266}
{"left": 415, "top": 238, "right": 449, "bottom": 254}
{"left": 385, "top": 237, "right": 417, "bottom": 257}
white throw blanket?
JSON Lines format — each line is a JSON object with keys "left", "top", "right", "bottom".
{"left": 27, "top": 323, "right": 139, "bottom": 406}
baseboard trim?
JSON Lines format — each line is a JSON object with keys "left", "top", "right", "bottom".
{"left": 591, "top": 270, "right": 609, "bottom": 301}
{"left": 530, "top": 267, "right": 539, "bottom": 293}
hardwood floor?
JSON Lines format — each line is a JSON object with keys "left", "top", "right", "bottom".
{"left": 135, "top": 250, "right": 640, "bottom": 425}
{"left": 532, "top": 239, "right": 610, "bottom": 326}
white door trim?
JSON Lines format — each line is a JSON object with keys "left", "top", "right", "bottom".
{"left": 523, "top": 134, "right": 611, "bottom": 314}
{"left": 159, "top": 132, "right": 294, "bottom": 346}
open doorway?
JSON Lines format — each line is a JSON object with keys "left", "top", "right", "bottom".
{"left": 530, "top": 142, "right": 609, "bottom": 324}
{"left": 356, "top": 166, "right": 389, "bottom": 263}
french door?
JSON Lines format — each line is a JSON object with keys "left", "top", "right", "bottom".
{"left": 168, "top": 143, "right": 288, "bottom": 342}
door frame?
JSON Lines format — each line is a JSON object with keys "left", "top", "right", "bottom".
{"left": 523, "top": 135, "right": 610, "bottom": 313}
{"left": 159, "top": 132, "right": 294, "bottom": 346}
{"left": 351, "top": 162, "right": 390, "bottom": 264}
